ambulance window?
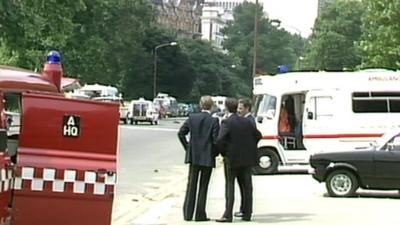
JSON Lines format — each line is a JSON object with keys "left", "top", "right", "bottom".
{"left": 352, "top": 92, "right": 400, "bottom": 113}
{"left": 254, "top": 94, "right": 277, "bottom": 117}
{"left": 311, "top": 96, "right": 333, "bottom": 120}
{"left": 389, "top": 99, "right": 400, "bottom": 112}
{"left": 142, "top": 104, "right": 149, "bottom": 111}
{"left": 133, "top": 104, "right": 141, "bottom": 114}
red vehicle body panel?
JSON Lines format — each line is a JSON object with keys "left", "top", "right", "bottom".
{"left": 0, "top": 65, "right": 120, "bottom": 225}
{"left": 0, "top": 93, "right": 12, "bottom": 224}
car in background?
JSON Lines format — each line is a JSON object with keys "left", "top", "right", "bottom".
{"left": 309, "top": 130, "right": 400, "bottom": 197}
{"left": 93, "top": 96, "right": 129, "bottom": 124}
{"left": 129, "top": 97, "right": 159, "bottom": 125}
{"left": 177, "top": 103, "right": 189, "bottom": 117}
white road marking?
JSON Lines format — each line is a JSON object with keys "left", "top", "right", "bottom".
{"left": 120, "top": 126, "right": 179, "bottom": 132}
{"left": 132, "top": 197, "right": 179, "bottom": 224}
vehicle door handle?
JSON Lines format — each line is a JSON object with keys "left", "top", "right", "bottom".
{"left": 307, "top": 112, "right": 314, "bottom": 120}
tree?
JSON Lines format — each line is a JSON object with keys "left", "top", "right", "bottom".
{"left": 0, "top": 0, "right": 159, "bottom": 100}
{"left": 222, "top": 2, "right": 303, "bottom": 81}
{"left": 302, "top": 0, "right": 363, "bottom": 70}
{"left": 359, "top": 0, "right": 400, "bottom": 68}
{"left": 0, "top": 0, "right": 85, "bottom": 69}
{"left": 177, "top": 38, "right": 248, "bottom": 102}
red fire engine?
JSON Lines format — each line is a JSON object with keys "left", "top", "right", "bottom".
{"left": 0, "top": 51, "right": 119, "bottom": 225}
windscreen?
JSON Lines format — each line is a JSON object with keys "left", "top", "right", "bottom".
{"left": 253, "top": 94, "right": 277, "bottom": 117}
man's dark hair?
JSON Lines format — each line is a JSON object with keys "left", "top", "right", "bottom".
{"left": 225, "top": 97, "right": 238, "bottom": 113}
{"left": 239, "top": 98, "right": 252, "bottom": 111}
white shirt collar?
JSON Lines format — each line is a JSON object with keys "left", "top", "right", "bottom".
{"left": 201, "top": 110, "right": 211, "bottom": 114}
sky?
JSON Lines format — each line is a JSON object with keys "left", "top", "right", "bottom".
{"left": 260, "top": 0, "right": 319, "bottom": 37}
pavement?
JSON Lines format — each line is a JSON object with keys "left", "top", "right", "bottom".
{"left": 121, "top": 163, "right": 400, "bottom": 225}
{"left": 130, "top": 158, "right": 293, "bottom": 225}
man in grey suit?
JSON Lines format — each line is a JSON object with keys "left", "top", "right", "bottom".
{"left": 178, "top": 96, "right": 220, "bottom": 221}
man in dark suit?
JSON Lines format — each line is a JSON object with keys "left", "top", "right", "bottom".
{"left": 178, "top": 96, "right": 220, "bottom": 221}
{"left": 232, "top": 98, "right": 257, "bottom": 218}
{"left": 238, "top": 98, "right": 256, "bottom": 127}
{"left": 216, "top": 98, "right": 261, "bottom": 223}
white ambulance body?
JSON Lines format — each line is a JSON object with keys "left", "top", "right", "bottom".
{"left": 253, "top": 69, "right": 400, "bottom": 174}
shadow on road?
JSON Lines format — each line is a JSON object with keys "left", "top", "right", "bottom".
{"left": 254, "top": 170, "right": 310, "bottom": 176}
{"left": 254, "top": 212, "right": 314, "bottom": 223}
{"left": 322, "top": 191, "right": 400, "bottom": 199}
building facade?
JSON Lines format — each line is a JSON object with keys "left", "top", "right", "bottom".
{"left": 153, "top": 0, "right": 204, "bottom": 38}
{"left": 201, "top": 0, "right": 250, "bottom": 49}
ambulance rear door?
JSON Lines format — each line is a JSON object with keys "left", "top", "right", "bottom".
{"left": 12, "top": 92, "right": 119, "bottom": 225}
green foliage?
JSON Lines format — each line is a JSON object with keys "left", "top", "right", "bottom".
{"left": 359, "top": 0, "right": 400, "bottom": 68}
{"left": 302, "top": 0, "right": 363, "bottom": 70}
{"left": 177, "top": 38, "right": 248, "bottom": 102}
{"left": 0, "top": 0, "right": 86, "bottom": 69}
{"left": 222, "top": 2, "right": 304, "bottom": 79}
{"left": 0, "top": 0, "right": 159, "bottom": 100}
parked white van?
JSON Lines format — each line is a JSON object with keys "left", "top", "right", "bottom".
{"left": 253, "top": 69, "right": 400, "bottom": 174}
{"left": 129, "top": 97, "right": 159, "bottom": 125}
{"left": 211, "top": 96, "right": 227, "bottom": 112}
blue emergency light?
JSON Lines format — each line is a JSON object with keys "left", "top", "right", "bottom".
{"left": 277, "top": 65, "right": 289, "bottom": 73}
{"left": 47, "top": 51, "right": 61, "bottom": 64}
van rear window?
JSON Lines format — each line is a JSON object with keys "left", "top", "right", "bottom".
{"left": 352, "top": 92, "right": 400, "bottom": 113}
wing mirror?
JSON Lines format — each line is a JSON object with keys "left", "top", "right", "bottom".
{"left": 256, "top": 116, "right": 263, "bottom": 123}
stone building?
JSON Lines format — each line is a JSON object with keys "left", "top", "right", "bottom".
{"left": 153, "top": 0, "right": 204, "bottom": 38}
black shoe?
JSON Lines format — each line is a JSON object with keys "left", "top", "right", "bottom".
{"left": 234, "top": 211, "right": 244, "bottom": 217}
{"left": 241, "top": 216, "right": 251, "bottom": 221}
{"left": 215, "top": 217, "right": 233, "bottom": 223}
{"left": 195, "top": 218, "right": 210, "bottom": 222}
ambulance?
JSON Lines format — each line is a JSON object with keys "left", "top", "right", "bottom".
{"left": 0, "top": 51, "right": 119, "bottom": 225}
{"left": 72, "top": 84, "right": 129, "bottom": 124}
{"left": 211, "top": 96, "right": 226, "bottom": 113}
{"left": 253, "top": 69, "right": 400, "bottom": 174}
{"left": 128, "top": 97, "right": 159, "bottom": 125}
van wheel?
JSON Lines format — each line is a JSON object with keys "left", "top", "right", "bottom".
{"left": 253, "top": 149, "right": 279, "bottom": 175}
{"left": 326, "top": 169, "right": 358, "bottom": 197}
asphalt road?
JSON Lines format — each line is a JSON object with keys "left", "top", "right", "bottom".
{"left": 112, "top": 118, "right": 188, "bottom": 225}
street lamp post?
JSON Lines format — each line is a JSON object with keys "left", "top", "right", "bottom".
{"left": 153, "top": 42, "right": 178, "bottom": 98}
{"left": 252, "top": 0, "right": 259, "bottom": 78}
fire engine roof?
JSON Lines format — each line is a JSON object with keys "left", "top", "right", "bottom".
{"left": 0, "top": 65, "right": 76, "bottom": 93}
